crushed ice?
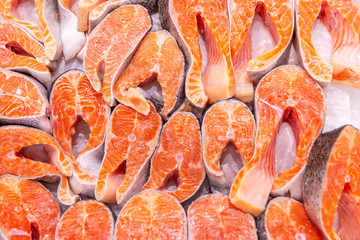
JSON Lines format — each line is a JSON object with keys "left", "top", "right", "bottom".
{"left": 151, "top": 13, "right": 162, "bottom": 32}
{"left": 251, "top": 14, "right": 276, "bottom": 59}
{"left": 53, "top": 56, "right": 84, "bottom": 82}
{"left": 137, "top": 80, "right": 164, "bottom": 106}
{"left": 323, "top": 83, "right": 360, "bottom": 132}
{"left": 287, "top": 45, "right": 300, "bottom": 66}
{"left": 72, "top": 117, "right": 90, "bottom": 157}
{"left": 221, "top": 144, "right": 243, "bottom": 186}
{"left": 311, "top": 19, "right": 333, "bottom": 64}
{"left": 275, "top": 123, "right": 296, "bottom": 175}
{"left": 198, "top": 29, "right": 208, "bottom": 76}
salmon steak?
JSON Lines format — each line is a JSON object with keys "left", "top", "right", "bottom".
{"left": 0, "top": 175, "right": 60, "bottom": 240}
{"left": 84, "top": 4, "right": 151, "bottom": 106}
{"left": 0, "top": 0, "right": 62, "bottom": 60}
{"left": 0, "top": 20, "right": 51, "bottom": 89}
{"left": 96, "top": 101, "right": 161, "bottom": 205}
{"left": 55, "top": 200, "right": 114, "bottom": 240}
{"left": 188, "top": 192, "right": 257, "bottom": 240}
{"left": 304, "top": 125, "right": 360, "bottom": 240}
{"left": 202, "top": 99, "right": 255, "bottom": 194}
{"left": 0, "top": 125, "right": 79, "bottom": 205}
{"left": 257, "top": 197, "right": 323, "bottom": 240}
{"left": 296, "top": 0, "right": 360, "bottom": 87}
{"left": 143, "top": 111, "right": 205, "bottom": 202}
{"left": 78, "top": 0, "right": 157, "bottom": 32}
{"left": 159, "top": 0, "right": 235, "bottom": 108}
{"left": 58, "top": 0, "right": 86, "bottom": 60}
{"left": 114, "top": 189, "right": 186, "bottom": 240}
{"left": 114, "top": 30, "right": 185, "bottom": 119}
{"left": 229, "top": 0, "right": 294, "bottom": 102}
{"left": 230, "top": 65, "right": 325, "bottom": 217}
{"left": 0, "top": 69, "right": 52, "bottom": 133}
{"left": 51, "top": 70, "right": 110, "bottom": 196}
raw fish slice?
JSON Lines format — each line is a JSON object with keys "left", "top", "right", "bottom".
{"left": 84, "top": 5, "right": 151, "bottom": 106}
{"left": 55, "top": 200, "right": 114, "bottom": 240}
{"left": 257, "top": 197, "right": 323, "bottom": 240}
{"left": 188, "top": 192, "right": 257, "bottom": 240}
{"left": 96, "top": 101, "right": 161, "bottom": 205}
{"left": 230, "top": 66, "right": 325, "bottom": 216}
{"left": 0, "top": 20, "right": 52, "bottom": 89}
{"left": 114, "top": 190, "right": 186, "bottom": 240}
{"left": 79, "top": 0, "right": 157, "bottom": 32}
{"left": 58, "top": 0, "right": 86, "bottom": 60}
{"left": 202, "top": 99, "right": 255, "bottom": 194}
{"left": 159, "top": 0, "right": 235, "bottom": 108}
{"left": 304, "top": 125, "right": 360, "bottom": 240}
{"left": 0, "top": 0, "right": 62, "bottom": 60}
{"left": 114, "top": 30, "right": 184, "bottom": 119}
{"left": 0, "top": 0, "right": 43, "bottom": 41}
{"left": 0, "top": 125, "right": 79, "bottom": 205}
{"left": 0, "top": 69, "right": 52, "bottom": 133}
{"left": 296, "top": 0, "right": 360, "bottom": 87}
{"left": 35, "top": 0, "right": 62, "bottom": 60}
{"left": 51, "top": 70, "right": 110, "bottom": 196}
{"left": 230, "top": 0, "right": 294, "bottom": 102}
{"left": 0, "top": 175, "right": 60, "bottom": 240}
{"left": 143, "top": 112, "right": 205, "bottom": 202}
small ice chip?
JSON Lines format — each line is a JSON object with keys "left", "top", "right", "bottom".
{"left": 128, "top": 134, "right": 136, "bottom": 142}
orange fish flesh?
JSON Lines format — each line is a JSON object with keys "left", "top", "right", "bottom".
{"left": 0, "top": 69, "right": 52, "bottom": 133}
{"left": 0, "top": 175, "right": 60, "bottom": 240}
{"left": 51, "top": 70, "right": 110, "bottom": 196}
{"left": 159, "top": 0, "right": 235, "bottom": 108}
{"left": 143, "top": 111, "right": 205, "bottom": 202}
{"left": 257, "top": 197, "right": 324, "bottom": 240}
{"left": 0, "top": 125, "right": 79, "bottom": 205}
{"left": 304, "top": 125, "right": 360, "bottom": 240}
{"left": 230, "top": 65, "right": 325, "bottom": 217}
{"left": 202, "top": 99, "right": 255, "bottom": 194}
{"left": 84, "top": 4, "right": 151, "bottom": 106}
{"left": 96, "top": 101, "right": 161, "bottom": 205}
{"left": 295, "top": 0, "right": 360, "bottom": 87}
{"left": 114, "top": 189, "right": 186, "bottom": 240}
{"left": 188, "top": 192, "right": 257, "bottom": 240}
{"left": 0, "top": 20, "right": 51, "bottom": 89}
{"left": 114, "top": 30, "right": 184, "bottom": 119}
{"left": 55, "top": 200, "right": 114, "bottom": 240}
{"left": 229, "top": 0, "right": 294, "bottom": 102}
